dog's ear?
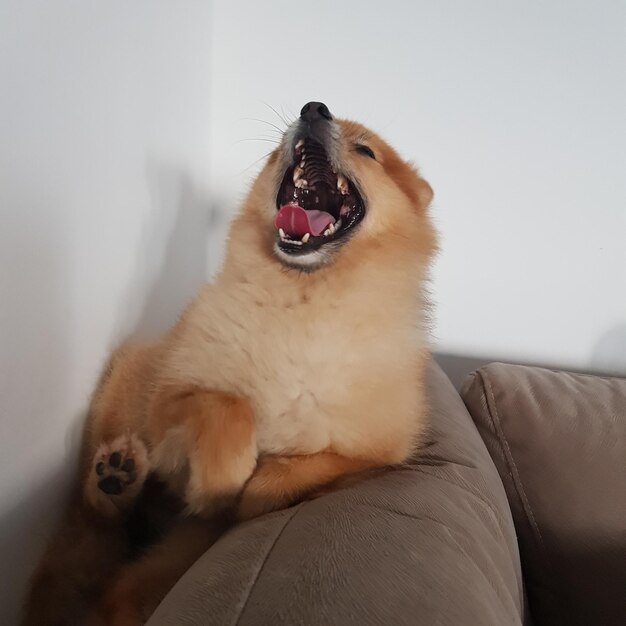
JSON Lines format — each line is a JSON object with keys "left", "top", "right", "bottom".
{"left": 414, "top": 176, "right": 433, "bottom": 209}
{"left": 388, "top": 158, "right": 434, "bottom": 212}
{"left": 380, "top": 144, "right": 433, "bottom": 212}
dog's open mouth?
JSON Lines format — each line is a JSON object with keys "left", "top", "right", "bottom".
{"left": 275, "top": 139, "right": 365, "bottom": 254}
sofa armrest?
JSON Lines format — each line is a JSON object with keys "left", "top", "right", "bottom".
{"left": 149, "top": 361, "right": 525, "bottom": 626}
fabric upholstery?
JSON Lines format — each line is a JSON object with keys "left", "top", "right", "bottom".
{"left": 462, "top": 363, "right": 626, "bottom": 626}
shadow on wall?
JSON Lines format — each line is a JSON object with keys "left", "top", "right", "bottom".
{"left": 0, "top": 464, "right": 73, "bottom": 623}
{"left": 591, "top": 324, "right": 626, "bottom": 377}
{"left": 114, "top": 162, "right": 229, "bottom": 343}
{"left": 1, "top": 163, "right": 224, "bottom": 624}
{"left": 435, "top": 338, "right": 626, "bottom": 391}
{"left": 0, "top": 193, "right": 74, "bottom": 623}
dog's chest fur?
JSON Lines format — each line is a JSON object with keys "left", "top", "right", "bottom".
{"left": 174, "top": 274, "right": 423, "bottom": 458}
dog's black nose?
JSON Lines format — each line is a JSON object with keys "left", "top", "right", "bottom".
{"left": 300, "top": 102, "right": 333, "bottom": 122}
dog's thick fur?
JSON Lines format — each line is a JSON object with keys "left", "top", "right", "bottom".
{"left": 23, "top": 114, "right": 437, "bottom": 624}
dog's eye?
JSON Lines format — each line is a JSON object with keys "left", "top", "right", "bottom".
{"left": 355, "top": 144, "right": 376, "bottom": 160}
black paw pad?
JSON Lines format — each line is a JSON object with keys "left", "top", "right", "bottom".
{"left": 93, "top": 444, "right": 141, "bottom": 498}
{"left": 108, "top": 451, "right": 122, "bottom": 468}
{"left": 98, "top": 476, "right": 123, "bottom": 495}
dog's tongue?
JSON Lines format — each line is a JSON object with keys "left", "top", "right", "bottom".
{"left": 275, "top": 203, "right": 335, "bottom": 238}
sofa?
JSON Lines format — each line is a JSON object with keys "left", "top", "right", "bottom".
{"left": 147, "top": 361, "right": 626, "bottom": 625}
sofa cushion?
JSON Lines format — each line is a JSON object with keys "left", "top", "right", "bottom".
{"left": 462, "top": 363, "right": 626, "bottom": 626}
{"left": 149, "top": 361, "right": 526, "bottom": 626}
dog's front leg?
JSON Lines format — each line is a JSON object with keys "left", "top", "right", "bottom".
{"left": 148, "top": 385, "right": 258, "bottom": 517}
{"left": 237, "top": 451, "right": 390, "bottom": 520}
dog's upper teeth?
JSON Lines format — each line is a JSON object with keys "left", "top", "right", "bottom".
{"left": 295, "top": 178, "right": 308, "bottom": 189}
{"left": 293, "top": 166, "right": 304, "bottom": 184}
{"left": 302, "top": 233, "right": 310, "bottom": 243}
{"left": 337, "top": 174, "right": 349, "bottom": 195}
{"left": 295, "top": 139, "right": 304, "bottom": 150}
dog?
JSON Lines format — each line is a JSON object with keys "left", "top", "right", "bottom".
{"left": 23, "top": 101, "right": 437, "bottom": 624}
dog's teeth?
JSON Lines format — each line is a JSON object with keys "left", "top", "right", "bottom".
{"left": 337, "top": 174, "right": 349, "bottom": 195}
{"left": 293, "top": 166, "right": 304, "bottom": 184}
{"left": 302, "top": 233, "right": 310, "bottom": 243}
{"left": 279, "top": 228, "right": 286, "bottom": 239}
{"left": 323, "top": 228, "right": 331, "bottom": 237}
{"left": 335, "top": 218, "right": 342, "bottom": 231}
{"left": 295, "top": 139, "right": 304, "bottom": 150}
{"left": 294, "top": 178, "right": 308, "bottom": 189}
{"left": 300, "top": 159, "right": 305, "bottom": 168}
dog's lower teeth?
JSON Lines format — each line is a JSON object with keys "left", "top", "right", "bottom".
{"left": 278, "top": 228, "right": 307, "bottom": 245}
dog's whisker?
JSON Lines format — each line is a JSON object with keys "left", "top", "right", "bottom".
{"left": 261, "top": 101, "right": 291, "bottom": 128}
{"left": 239, "top": 150, "right": 275, "bottom": 175}
{"left": 254, "top": 130, "right": 283, "bottom": 139}
{"left": 281, "top": 106, "right": 297, "bottom": 126}
{"left": 235, "top": 137, "right": 281, "bottom": 145}
{"left": 241, "top": 117, "right": 286, "bottom": 134}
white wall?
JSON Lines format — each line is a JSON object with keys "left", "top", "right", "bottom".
{"left": 207, "top": 0, "right": 626, "bottom": 379}
{"left": 0, "top": 2, "right": 212, "bottom": 621}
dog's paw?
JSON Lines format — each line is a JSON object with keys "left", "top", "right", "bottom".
{"left": 95, "top": 445, "right": 138, "bottom": 495}
{"left": 85, "top": 434, "right": 149, "bottom": 515}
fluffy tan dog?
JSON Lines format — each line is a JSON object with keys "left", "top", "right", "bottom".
{"left": 23, "top": 102, "right": 437, "bottom": 625}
